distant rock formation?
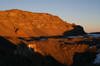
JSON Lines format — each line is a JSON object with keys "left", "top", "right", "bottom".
{"left": 0, "top": 9, "right": 86, "bottom": 37}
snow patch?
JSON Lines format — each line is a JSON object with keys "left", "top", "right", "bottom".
{"left": 87, "top": 34, "right": 100, "bottom": 37}
{"left": 90, "top": 46, "right": 94, "bottom": 49}
{"left": 28, "top": 45, "right": 32, "bottom": 51}
{"left": 93, "top": 52, "right": 100, "bottom": 65}
{"left": 39, "top": 38, "right": 47, "bottom": 41}
{"left": 67, "top": 36, "right": 84, "bottom": 38}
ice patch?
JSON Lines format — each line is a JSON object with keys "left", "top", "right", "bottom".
{"left": 87, "top": 34, "right": 100, "bottom": 37}
{"left": 28, "top": 45, "right": 31, "bottom": 51}
{"left": 93, "top": 52, "right": 100, "bottom": 65}
{"left": 90, "top": 46, "right": 94, "bottom": 49}
{"left": 67, "top": 36, "right": 84, "bottom": 38}
{"left": 39, "top": 38, "right": 47, "bottom": 41}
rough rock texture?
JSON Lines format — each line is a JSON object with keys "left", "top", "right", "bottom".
{"left": 0, "top": 36, "right": 65, "bottom": 66}
{"left": 0, "top": 9, "right": 86, "bottom": 37}
{"left": 0, "top": 35, "right": 99, "bottom": 66}
{"left": 1, "top": 9, "right": 99, "bottom": 66}
{"left": 27, "top": 37, "right": 100, "bottom": 66}
{"left": 28, "top": 40, "right": 90, "bottom": 65}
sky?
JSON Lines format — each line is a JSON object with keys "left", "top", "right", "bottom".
{"left": 0, "top": 0, "right": 100, "bottom": 33}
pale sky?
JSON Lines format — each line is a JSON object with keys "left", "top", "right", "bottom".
{"left": 0, "top": 0, "right": 100, "bottom": 33}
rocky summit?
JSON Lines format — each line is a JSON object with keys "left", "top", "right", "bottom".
{"left": 0, "top": 9, "right": 85, "bottom": 37}
{"left": 0, "top": 9, "right": 100, "bottom": 66}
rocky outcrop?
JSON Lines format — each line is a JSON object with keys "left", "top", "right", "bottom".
{"left": 0, "top": 36, "right": 65, "bottom": 66}
{"left": 0, "top": 9, "right": 86, "bottom": 37}
{"left": 27, "top": 38, "right": 98, "bottom": 66}
{"left": 63, "top": 25, "right": 86, "bottom": 36}
{"left": 27, "top": 41, "right": 90, "bottom": 65}
{"left": 0, "top": 34, "right": 100, "bottom": 66}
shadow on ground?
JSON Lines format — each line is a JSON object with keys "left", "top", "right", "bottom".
{"left": 0, "top": 36, "right": 65, "bottom": 66}
{"left": 72, "top": 51, "right": 98, "bottom": 66}
{"left": 18, "top": 25, "right": 86, "bottom": 42}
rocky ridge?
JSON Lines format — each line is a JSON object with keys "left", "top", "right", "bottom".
{"left": 0, "top": 9, "right": 85, "bottom": 37}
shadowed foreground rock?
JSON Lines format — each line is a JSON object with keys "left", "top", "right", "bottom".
{"left": 0, "top": 36, "right": 65, "bottom": 66}
{"left": 0, "top": 36, "right": 100, "bottom": 66}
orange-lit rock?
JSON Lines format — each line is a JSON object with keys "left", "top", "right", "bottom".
{"left": 27, "top": 38, "right": 90, "bottom": 66}
{"left": 0, "top": 9, "right": 86, "bottom": 37}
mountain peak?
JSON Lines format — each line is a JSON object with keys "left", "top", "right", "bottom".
{"left": 0, "top": 9, "right": 86, "bottom": 37}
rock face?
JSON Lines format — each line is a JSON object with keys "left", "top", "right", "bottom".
{"left": 0, "top": 35, "right": 100, "bottom": 66}
{"left": 28, "top": 39, "right": 90, "bottom": 66}
{"left": 2, "top": 9, "right": 99, "bottom": 66}
{"left": 0, "top": 9, "right": 86, "bottom": 37}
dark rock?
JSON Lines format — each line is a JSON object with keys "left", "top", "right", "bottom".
{"left": 72, "top": 51, "right": 98, "bottom": 66}
{"left": 63, "top": 25, "right": 86, "bottom": 36}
